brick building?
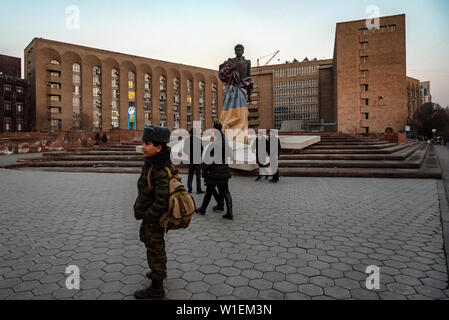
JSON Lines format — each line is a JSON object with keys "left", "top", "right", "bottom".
{"left": 25, "top": 38, "right": 223, "bottom": 132}
{"left": 252, "top": 58, "right": 333, "bottom": 130}
{"left": 0, "top": 54, "right": 31, "bottom": 133}
{"left": 333, "top": 14, "right": 412, "bottom": 134}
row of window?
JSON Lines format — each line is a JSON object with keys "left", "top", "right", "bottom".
{"left": 274, "top": 79, "right": 318, "bottom": 89}
{"left": 361, "top": 24, "right": 397, "bottom": 35}
{"left": 3, "top": 84, "right": 24, "bottom": 93}
{"left": 274, "top": 65, "right": 319, "bottom": 78}
{"left": 2, "top": 101, "right": 24, "bottom": 113}
{"left": 3, "top": 118, "right": 24, "bottom": 132}
{"left": 275, "top": 97, "right": 319, "bottom": 107}
{"left": 275, "top": 105, "right": 319, "bottom": 114}
{"left": 274, "top": 87, "right": 318, "bottom": 97}
{"left": 47, "top": 61, "right": 219, "bottom": 131}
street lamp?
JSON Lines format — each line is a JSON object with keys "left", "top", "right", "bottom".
{"left": 432, "top": 129, "right": 437, "bottom": 143}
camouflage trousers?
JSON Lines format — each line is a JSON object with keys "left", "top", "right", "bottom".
{"left": 139, "top": 222, "right": 167, "bottom": 281}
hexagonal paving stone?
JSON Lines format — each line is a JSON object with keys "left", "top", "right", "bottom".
{"left": 191, "top": 292, "right": 216, "bottom": 300}
{"left": 165, "top": 278, "right": 188, "bottom": 290}
{"left": 350, "top": 288, "right": 379, "bottom": 300}
{"left": 121, "top": 275, "right": 144, "bottom": 285}
{"left": 249, "top": 278, "right": 272, "bottom": 290}
{"left": 74, "top": 289, "right": 103, "bottom": 300}
{"left": 263, "top": 271, "right": 286, "bottom": 282}
{"left": 13, "top": 280, "right": 40, "bottom": 293}
{"left": 52, "top": 287, "right": 78, "bottom": 299}
{"left": 21, "top": 271, "right": 47, "bottom": 281}
{"left": 324, "top": 286, "right": 351, "bottom": 299}
{"left": 273, "top": 281, "right": 297, "bottom": 293}
{"left": 32, "top": 283, "right": 60, "bottom": 296}
{"left": 198, "top": 265, "right": 221, "bottom": 275}
{"left": 219, "top": 267, "right": 241, "bottom": 277}
{"left": 6, "top": 292, "right": 34, "bottom": 300}
{"left": 285, "top": 274, "right": 308, "bottom": 285}
{"left": 297, "top": 284, "right": 323, "bottom": 297}
{"left": 167, "top": 289, "right": 192, "bottom": 300}
{"left": 203, "top": 274, "right": 226, "bottom": 285}
{"left": 80, "top": 279, "right": 104, "bottom": 290}
{"left": 334, "top": 278, "right": 361, "bottom": 290}
{"left": 258, "top": 289, "right": 284, "bottom": 300}
{"left": 182, "top": 271, "right": 205, "bottom": 282}
{"left": 310, "top": 276, "right": 334, "bottom": 288}
{"left": 233, "top": 286, "right": 259, "bottom": 299}
{"left": 298, "top": 266, "right": 320, "bottom": 277}
{"left": 225, "top": 275, "right": 250, "bottom": 287}
{"left": 99, "top": 281, "right": 124, "bottom": 293}
{"left": 378, "top": 291, "right": 408, "bottom": 300}
{"left": 209, "top": 283, "right": 234, "bottom": 297}
{"left": 414, "top": 285, "right": 447, "bottom": 299}
{"left": 285, "top": 292, "right": 311, "bottom": 300}
{"left": 185, "top": 281, "right": 210, "bottom": 294}
{"left": 241, "top": 269, "right": 263, "bottom": 280}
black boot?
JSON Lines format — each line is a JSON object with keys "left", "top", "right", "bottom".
{"left": 222, "top": 193, "right": 233, "bottom": 220}
{"left": 195, "top": 207, "right": 206, "bottom": 215}
{"left": 255, "top": 175, "right": 261, "bottom": 182}
{"left": 195, "top": 188, "right": 212, "bottom": 215}
{"left": 134, "top": 279, "right": 165, "bottom": 300}
{"left": 213, "top": 192, "right": 224, "bottom": 211}
{"left": 146, "top": 271, "right": 152, "bottom": 280}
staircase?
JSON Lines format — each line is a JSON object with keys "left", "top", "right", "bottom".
{"left": 8, "top": 134, "right": 442, "bottom": 179}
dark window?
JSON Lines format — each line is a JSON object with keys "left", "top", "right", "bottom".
{"left": 365, "top": 113, "right": 369, "bottom": 120}
{"left": 4, "top": 84, "right": 12, "bottom": 92}
{"left": 4, "top": 101, "right": 11, "bottom": 110}
{"left": 365, "top": 127, "right": 369, "bottom": 134}
{"left": 365, "top": 99, "right": 369, "bottom": 106}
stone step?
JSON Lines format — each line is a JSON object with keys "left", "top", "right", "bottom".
{"left": 317, "top": 141, "right": 391, "bottom": 145}
{"left": 308, "top": 143, "right": 397, "bottom": 150}
{"left": 278, "top": 143, "right": 429, "bottom": 169}
{"left": 277, "top": 145, "right": 441, "bottom": 179}
{"left": 280, "top": 142, "right": 421, "bottom": 161}
{"left": 296, "top": 143, "right": 415, "bottom": 154}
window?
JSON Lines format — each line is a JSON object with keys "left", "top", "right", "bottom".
{"left": 72, "top": 63, "right": 82, "bottom": 129}
{"left": 16, "top": 86, "right": 23, "bottom": 94}
{"left": 365, "top": 113, "right": 369, "bottom": 120}
{"left": 364, "top": 71, "right": 369, "bottom": 78}
{"left": 186, "top": 79, "right": 193, "bottom": 131}
{"left": 51, "top": 119, "right": 61, "bottom": 131}
{"left": 4, "top": 101, "right": 11, "bottom": 111}
{"left": 93, "top": 66, "right": 102, "bottom": 131}
{"left": 363, "top": 42, "right": 369, "bottom": 49}
{"left": 4, "top": 119, "right": 11, "bottom": 132}
{"left": 373, "top": 28, "right": 379, "bottom": 34}
{"left": 390, "top": 24, "right": 397, "bottom": 32}
{"left": 364, "top": 84, "right": 369, "bottom": 92}
{"left": 365, "top": 127, "right": 370, "bottom": 134}
{"left": 144, "top": 73, "right": 152, "bottom": 126}
{"left": 51, "top": 107, "right": 61, "bottom": 114}
{"left": 362, "top": 28, "right": 368, "bottom": 35}
{"left": 51, "top": 60, "right": 60, "bottom": 65}
{"left": 381, "top": 26, "right": 387, "bottom": 33}
{"left": 4, "top": 84, "right": 11, "bottom": 92}
{"left": 111, "top": 69, "right": 120, "bottom": 129}
{"left": 50, "top": 95, "right": 60, "bottom": 101}
{"left": 365, "top": 99, "right": 369, "bottom": 106}
{"left": 199, "top": 81, "right": 205, "bottom": 131}
{"left": 48, "top": 82, "right": 61, "bottom": 89}
{"left": 159, "top": 75, "right": 167, "bottom": 127}
{"left": 17, "top": 122, "right": 22, "bottom": 132}
{"left": 173, "top": 78, "right": 180, "bottom": 129}
{"left": 17, "top": 103, "right": 23, "bottom": 113}
{"left": 212, "top": 83, "right": 218, "bottom": 123}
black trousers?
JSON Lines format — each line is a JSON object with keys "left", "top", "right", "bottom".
{"left": 200, "top": 182, "right": 228, "bottom": 210}
{"left": 187, "top": 165, "right": 202, "bottom": 193}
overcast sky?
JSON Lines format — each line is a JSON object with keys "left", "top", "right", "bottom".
{"left": 1, "top": 0, "right": 448, "bottom": 107}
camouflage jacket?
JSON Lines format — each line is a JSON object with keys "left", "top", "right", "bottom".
{"left": 134, "top": 148, "right": 173, "bottom": 225}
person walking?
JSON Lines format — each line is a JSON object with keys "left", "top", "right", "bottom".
{"left": 133, "top": 125, "right": 172, "bottom": 300}
{"left": 196, "top": 123, "right": 233, "bottom": 219}
{"left": 267, "top": 130, "right": 281, "bottom": 183}
{"left": 183, "top": 128, "right": 204, "bottom": 194}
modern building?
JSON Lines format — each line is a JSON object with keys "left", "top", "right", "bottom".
{"left": 252, "top": 58, "right": 333, "bottom": 130}
{"left": 420, "top": 81, "right": 432, "bottom": 106}
{"left": 0, "top": 54, "right": 31, "bottom": 133}
{"left": 333, "top": 14, "right": 411, "bottom": 134}
{"left": 25, "top": 38, "right": 223, "bottom": 132}
{"left": 407, "top": 77, "right": 420, "bottom": 123}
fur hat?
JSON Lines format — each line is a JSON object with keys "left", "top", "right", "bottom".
{"left": 142, "top": 125, "right": 171, "bottom": 143}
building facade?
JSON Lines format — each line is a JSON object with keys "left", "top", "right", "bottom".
{"left": 25, "top": 38, "right": 223, "bottom": 132}
{"left": 252, "top": 58, "right": 333, "bottom": 130}
{"left": 334, "top": 14, "right": 409, "bottom": 134}
{"left": 420, "top": 81, "right": 431, "bottom": 106}
{"left": 407, "top": 77, "right": 420, "bottom": 123}
{"left": 0, "top": 54, "right": 32, "bottom": 133}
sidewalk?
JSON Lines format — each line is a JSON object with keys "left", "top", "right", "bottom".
{"left": 0, "top": 169, "right": 448, "bottom": 300}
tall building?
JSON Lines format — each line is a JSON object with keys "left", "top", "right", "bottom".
{"left": 334, "top": 14, "right": 409, "bottom": 134}
{"left": 25, "top": 38, "right": 222, "bottom": 132}
{"left": 420, "top": 81, "right": 432, "bottom": 106}
{"left": 252, "top": 58, "right": 333, "bottom": 130}
{"left": 0, "top": 54, "right": 31, "bottom": 133}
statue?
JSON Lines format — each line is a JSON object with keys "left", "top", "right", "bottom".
{"left": 218, "top": 44, "right": 253, "bottom": 142}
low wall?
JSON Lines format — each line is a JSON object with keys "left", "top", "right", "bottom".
{"left": 0, "top": 130, "right": 142, "bottom": 155}
{"left": 368, "top": 132, "right": 407, "bottom": 144}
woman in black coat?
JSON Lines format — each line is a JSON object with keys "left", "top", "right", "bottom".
{"left": 195, "top": 123, "right": 233, "bottom": 220}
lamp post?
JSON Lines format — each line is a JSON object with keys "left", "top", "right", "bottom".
{"left": 432, "top": 129, "right": 437, "bottom": 144}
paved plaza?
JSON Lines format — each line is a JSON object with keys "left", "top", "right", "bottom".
{"left": 0, "top": 166, "right": 449, "bottom": 300}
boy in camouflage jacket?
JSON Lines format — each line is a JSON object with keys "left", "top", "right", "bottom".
{"left": 133, "top": 125, "right": 172, "bottom": 300}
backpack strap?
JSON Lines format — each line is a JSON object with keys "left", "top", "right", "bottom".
{"left": 147, "top": 166, "right": 173, "bottom": 192}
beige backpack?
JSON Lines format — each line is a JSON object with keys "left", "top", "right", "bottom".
{"left": 148, "top": 167, "right": 196, "bottom": 232}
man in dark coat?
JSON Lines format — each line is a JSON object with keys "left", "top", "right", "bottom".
{"left": 196, "top": 123, "right": 233, "bottom": 219}
{"left": 133, "top": 125, "right": 172, "bottom": 300}
{"left": 267, "top": 130, "right": 281, "bottom": 183}
{"left": 183, "top": 128, "right": 204, "bottom": 194}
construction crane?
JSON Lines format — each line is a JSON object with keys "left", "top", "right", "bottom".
{"left": 256, "top": 50, "right": 280, "bottom": 66}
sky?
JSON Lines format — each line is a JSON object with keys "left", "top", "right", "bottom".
{"left": 1, "top": 0, "right": 448, "bottom": 106}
